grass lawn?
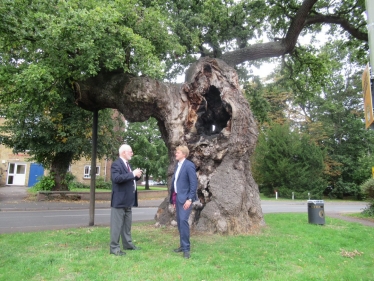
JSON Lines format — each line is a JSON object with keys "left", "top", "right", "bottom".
{"left": 68, "top": 186, "right": 167, "bottom": 192}
{"left": 136, "top": 186, "right": 167, "bottom": 191}
{"left": 1, "top": 213, "right": 373, "bottom": 281}
{"left": 348, "top": 212, "right": 374, "bottom": 222}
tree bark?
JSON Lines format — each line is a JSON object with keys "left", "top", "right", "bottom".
{"left": 50, "top": 151, "right": 74, "bottom": 191}
{"left": 145, "top": 171, "right": 150, "bottom": 190}
{"left": 74, "top": 57, "right": 265, "bottom": 234}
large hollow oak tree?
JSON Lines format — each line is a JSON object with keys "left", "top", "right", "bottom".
{"left": 73, "top": 1, "right": 368, "bottom": 235}
{"left": 74, "top": 57, "right": 263, "bottom": 233}
{"left": 0, "top": 0, "right": 368, "bottom": 234}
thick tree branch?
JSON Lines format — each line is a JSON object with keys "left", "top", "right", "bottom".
{"left": 305, "top": 15, "right": 368, "bottom": 42}
{"left": 220, "top": 0, "right": 368, "bottom": 67}
{"left": 284, "top": 0, "right": 318, "bottom": 47}
{"left": 221, "top": 0, "right": 318, "bottom": 66}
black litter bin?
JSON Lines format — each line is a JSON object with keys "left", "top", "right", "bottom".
{"left": 307, "top": 200, "right": 325, "bottom": 225}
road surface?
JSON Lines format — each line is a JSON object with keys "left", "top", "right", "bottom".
{"left": 0, "top": 200, "right": 368, "bottom": 234}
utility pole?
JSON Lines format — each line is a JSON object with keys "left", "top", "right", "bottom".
{"left": 89, "top": 109, "right": 98, "bottom": 226}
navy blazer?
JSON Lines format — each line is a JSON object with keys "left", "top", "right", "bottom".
{"left": 111, "top": 158, "right": 139, "bottom": 208}
{"left": 169, "top": 159, "right": 198, "bottom": 204}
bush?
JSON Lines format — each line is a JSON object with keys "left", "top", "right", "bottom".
{"left": 360, "top": 178, "right": 374, "bottom": 216}
{"left": 63, "top": 172, "right": 75, "bottom": 185}
{"left": 360, "top": 178, "right": 374, "bottom": 199}
{"left": 362, "top": 204, "right": 374, "bottom": 216}
{"left": 30, "top": 175, "right": 55, "bottom": 191}
{"left": 68, "top": 181, "right": 90, "bottom": 190}
{"left": 331, "top": 179, "right": 363, "bottom": 200}
{"left": 95, "top": 176, "right": 112, "bottom": 190}
{"left": 67, "top": 176, "right": 111, "bottom": 190}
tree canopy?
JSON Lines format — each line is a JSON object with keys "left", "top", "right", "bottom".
{"left": 0, "top": 0, "right": 368, "bottom": 89}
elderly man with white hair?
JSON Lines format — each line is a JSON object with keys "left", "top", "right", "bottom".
{"left": 109, "top": 144, "right": 143, "bottom": 256}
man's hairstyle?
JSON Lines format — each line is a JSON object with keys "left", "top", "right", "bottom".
{"left": 176, "top": 145, "right": 189, "bottom": 157}
{"left": 119, "top": 144, "right": 131, "bottom": 155}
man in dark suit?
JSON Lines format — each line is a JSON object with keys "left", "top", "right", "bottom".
{"left": 110, "top": 144, "right": 143, "bottom": 256}
{"left": 170, "top": 145, "right": 198, "bottom": 259}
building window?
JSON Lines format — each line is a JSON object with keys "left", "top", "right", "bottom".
{"left": 83, "top": 165, "right": 100, "bottom": 178}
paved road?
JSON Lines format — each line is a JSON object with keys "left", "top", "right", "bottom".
{"left": 0, "top": 200, "right": 368, "bottom": 234}
{"left": 259, "top": 200, "right": 367, "bottom": 214}
{"left": 0, "top": 207, "right": 157, "bottom": 233}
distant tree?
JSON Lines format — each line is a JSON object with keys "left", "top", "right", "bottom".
{"left": 123, "top": 117, "right": 169, "bottom": 190}
{"left": 287, "top": 42, "right": 374, "bottom": 198}
{"left": 0, "top": 89, "right": 125, "bottom": 190}
{"left": 248, "top": 38, "right": 374, "bottom": 199}
{"left": 252, "top": 123, "right": 326, "bottom": 199}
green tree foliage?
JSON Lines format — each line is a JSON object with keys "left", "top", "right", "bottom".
{"left": 252, "top": 123, "right": 326, "bottom": 199}
{"left": 0, "top": 0, "right": 183, "bottom": 84}
{"left": 0, "top": 0, "right": 179, "bottom": 190}
{"left": 123, "top": 117, "right": 168, "bottom": 190}
{"left": 154, "top": 0, "right": 268, "bottom": 78}
{"left": 352, "top": 154, "right": 374, "bottom": 187}
{"left": 360, "top": 178, "right": 374, "bottom": 216}
{"left": 0, "top": 89, "right": 125, "bottom": 190}
{"left": 245, "top": 78, "right": 293, "bottom": 127}
{"left": 297, "top": 42, "right": 374, "bottom": 199}
{"left": 248, "top": 37, "right": 374, "bottom": 199}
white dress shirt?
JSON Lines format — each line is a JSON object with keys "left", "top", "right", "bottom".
{"left": 174, "top": 159, "right": 185, "bottom": 193}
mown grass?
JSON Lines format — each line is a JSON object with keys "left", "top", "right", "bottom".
{"left": 348, "top": 212, "right": 374, "bottom": 222}
{"left": 69, "top": 186, "right": 166, "bottom": 192}
{"left": 1, "top": 213, "right": 373, "bottom": 281}
{"left": 27, "top": 186, "right": 167, "bottom": 194}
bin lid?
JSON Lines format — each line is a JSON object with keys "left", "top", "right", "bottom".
{"left": 307, "top": 200, "right": 324, "bottom": 204}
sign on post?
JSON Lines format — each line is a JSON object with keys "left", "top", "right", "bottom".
{"left": 362, "top": 64, "right": 374, "bottom": 129}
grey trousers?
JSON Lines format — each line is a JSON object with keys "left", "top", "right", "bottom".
{"left": 110, "top": 207, "right": 134, "bottom": 253}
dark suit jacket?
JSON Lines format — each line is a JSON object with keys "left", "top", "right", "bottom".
{"left": 111, "top": 158, "right": 139, "bottom": 208}
{"left": 169, "top": 159, "right": 198, "bottom": 204}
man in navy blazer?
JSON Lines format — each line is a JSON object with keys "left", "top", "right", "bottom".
{"left": 169, "top": 145, "right": 198, "bottom": 259}
{"left": 110, "top": 144, "right": 143, "bottom": 256}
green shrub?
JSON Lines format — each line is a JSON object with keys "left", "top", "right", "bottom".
{"left": 332, "top": 179, "right": 363, "bottom": 200}
{"left": 360, "top": 178, "right": 374, "bottom": 199}
{"left": 362, "top": 204, "right": 374, "bottom": 216}
{"left": 63, "top": 172, "right": 75, "bottom": 184}
{"left": 30, "top": 175, "right": 55, "bottom": 191}
{"left": 95, "top": 176, "right": 112, "bottom": 190}
{"left": 68, "top": 181, "right": 90, "bottom": 190}
{"left": 67, "top": 176, "right": 111, "bottom": 190}
{"left": 360, "top": 178, "right": 374, "bottom": 216}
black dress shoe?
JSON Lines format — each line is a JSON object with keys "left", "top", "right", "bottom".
{"left": 110, "top": 250, "right": 126, "bottom": 256}
{"left": 173, "top": 247, "right": 183, "bottom": 253}
{"left": 183, "top": 251, "right": 190, "bottom": 259}
{"left": 126, "top": 246, "right": 141, "bottom": 250}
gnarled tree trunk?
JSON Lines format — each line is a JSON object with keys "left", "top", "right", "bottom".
{"left": 50, "top": 151, "right": 74, "bottom": 191}
{"left": 74, "top": 57, "right": 264, "bottom": 234}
